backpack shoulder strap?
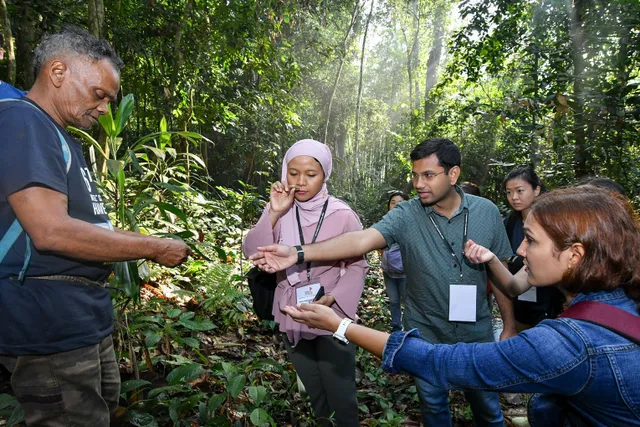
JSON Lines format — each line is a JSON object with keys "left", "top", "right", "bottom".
{"left": 0, "top": 98, "right": 72, "bottom": 171}
{"left": 559, "top": 300, "right": 640, "bottom": 345}
{"left": 0, "top": 99, "right": 73, "bottom": 279}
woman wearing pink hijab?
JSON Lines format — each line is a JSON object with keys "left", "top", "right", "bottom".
{"left": 243, "top": 139, "right": 367, "bottom": 426}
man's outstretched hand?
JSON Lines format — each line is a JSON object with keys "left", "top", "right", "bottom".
{"left": 249, "top": 244, "right": 298, "bottom": 273}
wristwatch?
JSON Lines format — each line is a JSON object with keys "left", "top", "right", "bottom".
{"left": 295, "top": 245, "right": 305, "bottom": 265}
{"left": 333, "top": 318, "right": 353, "bottom": 345}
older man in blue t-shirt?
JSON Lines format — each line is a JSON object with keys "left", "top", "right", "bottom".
{"left": 0, "top": 28, "right": 191, "bottom": 426}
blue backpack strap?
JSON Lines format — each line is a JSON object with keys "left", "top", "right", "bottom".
{"left": 0, "top": 98, "right": 72, "bottom": 280}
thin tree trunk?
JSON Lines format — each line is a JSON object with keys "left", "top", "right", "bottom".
{"left": 424, "top": 5, "right": 445, "bottom": 120}
{"left": 88, "top": 0, "right": 108, "bottom": 175}
{"left": 568, "top": 0, "right": 589, "bottom": 178}
{"left": 88, "top": 0, "right": 105, "bottom": 38}
{"left": 0, "top": 0, "right": 16, "bottom": 84}
{"left": 323, "top": 0, "right": 360, "bottom": 145}
{"left": 354, "top": 0, "right": 374, "bottom": 191}
{"left": 401, "top": 27, "right": 413, "bottom": 110}
{"left": 15, "top": 3, "right": 38, "bottom": 89}
{"left": 168, "top": 0, "right": 194, "bottom": 105}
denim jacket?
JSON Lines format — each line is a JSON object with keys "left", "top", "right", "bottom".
{"left": 382, "top": 289, "right": 640, "bottom": 426}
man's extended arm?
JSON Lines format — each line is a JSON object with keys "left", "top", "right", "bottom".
{"left": 8, "top": 186, "right": 190, "bottom": 267}
{"left": 251, "top": 228, "right": 387, "bottom": 273}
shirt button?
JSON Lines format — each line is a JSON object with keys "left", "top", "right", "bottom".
{"left": 453, "top": 264, "right": 457, "bottom": 268}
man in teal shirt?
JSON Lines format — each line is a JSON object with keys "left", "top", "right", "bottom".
{"left": 250, "top": 138, "right": 515, "bottom": 426}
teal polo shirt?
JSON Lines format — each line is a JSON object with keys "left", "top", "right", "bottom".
{"left": 372, "top": 186, "right": 512, "bottom": 344}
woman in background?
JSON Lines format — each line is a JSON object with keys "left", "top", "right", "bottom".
{"left": 503, "top": 166, "right": 563, "bottom": 330}
{"left": 381, "top": 191, "right": 409, "bottom": 331}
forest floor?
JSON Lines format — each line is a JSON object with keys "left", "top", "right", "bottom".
{"left": 0, "top": 254, "right": 530, "bottom": 426}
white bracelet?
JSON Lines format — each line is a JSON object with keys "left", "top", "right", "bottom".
{"left": 333, "top": 318, "right": 353, "bottom": 345}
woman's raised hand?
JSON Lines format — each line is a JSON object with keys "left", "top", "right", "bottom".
{"left": 269, "top": 181, "right": 296, "bottom": 214}
{"left": 464, "top": 239, "right": 497, "bottom": 264}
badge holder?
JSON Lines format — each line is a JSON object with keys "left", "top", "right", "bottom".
{"left": 293, "top": 200, "right": 329, "bottom": 306}
{"left": 429, "top": 209, "right": 478, "bottom": 323}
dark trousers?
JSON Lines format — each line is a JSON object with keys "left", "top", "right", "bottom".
{"left": 0, "top": 335, "right": 120, "bottom": 427}
{"left": 283, "top": 334, "right": 359, "bottom": 427}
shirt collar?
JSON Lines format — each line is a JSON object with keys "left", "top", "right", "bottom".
{"left": 568, "top": 288, "right": 627, "bottom": 305}
{"left": 422, "top": 185, "right": 468, "bottom": 218}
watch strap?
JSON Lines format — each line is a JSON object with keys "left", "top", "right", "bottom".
{"left": 295, "top": 245, "right": 305, "bottom": 265}
{"left": 333, "top": 318, "right": 353, "bottom": 344}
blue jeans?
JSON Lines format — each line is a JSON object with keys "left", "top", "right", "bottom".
{"left": 414, "top": 377, "right": 504, "bottom": 427}
{"left": 383, "top": 273, "right": 406, "bottom": 330}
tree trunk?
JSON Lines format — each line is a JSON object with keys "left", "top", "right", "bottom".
{"left": 0, "top": 0, "right": 16, "bottom": 84}
{"left": 424, "top": 5, "right": 445, "bottom": 120}
{"left": 323, "top": 0, "right": 360, "bottom": 145}
{"left": 401, "top": 27, "right": 413, "bottom": 110}
{"left": 167, "top": 0, "right": 194, "bottom": 107}
{"left": 15, "top": 3, "right": 39, "bottom": 89}
{"left": 354, "top": 0, "right": 374, "bottom": 193}
{"left": 568, "top": 0, "right": 589, "bottom": 178}
{"left": 88, "top": 0, "right": 108, "bottom": 175}
{"left": 88, "top": 0, "right": 105, "bottom": 38}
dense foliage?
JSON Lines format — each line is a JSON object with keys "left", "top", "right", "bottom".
{"left": 1, "top": 0, "right": 639, "bottom": 424}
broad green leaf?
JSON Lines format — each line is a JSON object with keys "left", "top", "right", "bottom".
{"left": 143, "top": 145, "right": 166, "bottom": 160}
{"left": 98, "top": 103, "right": 116, "bottom": 136}
{"left": 154, "top": 182, "right": 188, "bottom": 193}
{"left": 114, "top": 94, "right": 135, "bottom": 136}
{"left": 166, "top": 363, "right": 205, "bottom": 386}
{"left": 248, "top": 386, "right": 267, "bottom": 406}
{"left": 113, "top": 261, "right": 140, "bottom": 303}
{"left": 127, "top": 149, "right": 143, "bottom": 173}
{"left": 154, "top": 202, "right": 189, "bottom": 225}
{"left": 178, "top": 318, "right": 216, "bottom": 331}
{"left": 249, "top": 408, "right": 271, "bottom": 426}
{"left": 179, "top": 311, "right": 195, "bottom": 321}
{"left": 207, "top": 392, "right": 227, "bottom": 414}
{"left": 66, "top": 126, "right": 107, "bottom": 158}
{"left": 145, "top": 333, "right": 162, "bottom": 348}
{"left": 123, "top": 410, "right": 159, "bottom": 427}
{"left": 7, "top": 404, "right": 24, "bottom": 427}
{"left": 227, "top": 374, "right": 246, "bottom": 398}
{"left": 166, "top": 308, "right": 182, "bottom": 318}
{"left": 120, "top": 379, "right": 152, "bottom": 394}
{"left": 182, "top": 337, "right": 200, "bottom": 348}
{"left": 147, "top": 384, "right": 186, "bottom": 399}
{"left": 0, "top": 394, "right": 17, "bottom": 411}
{"left": 106, "top": 159, "right": 124, "bottom": 179}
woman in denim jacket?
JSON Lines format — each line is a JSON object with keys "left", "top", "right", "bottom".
{"left": 283, "top": 187, "right": 640, "bottom": 426}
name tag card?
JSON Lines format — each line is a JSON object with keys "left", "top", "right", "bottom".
{"left": 296, "top": 282, "right": 321, "bottom": 305}
{"left": 518, "top": 286, "right": 537, "bottom": 302}
{"left": 449, "top": 283, "right": 477, "bottom": 322}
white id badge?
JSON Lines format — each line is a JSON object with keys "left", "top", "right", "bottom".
{"left": 518, "top": 286, "right": 537, "bottom": 302}
{"left": 449, "top": 283, "right": 477, "bottom": 322}
{"left": 296, "top": 282, "right": 322, "bottom": 305}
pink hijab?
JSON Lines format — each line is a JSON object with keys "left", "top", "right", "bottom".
{"left": 275, "top": 139, "right": 351, "bottom": 285}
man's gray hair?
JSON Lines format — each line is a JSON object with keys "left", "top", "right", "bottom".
{"left": 33, "top": 26, "right": 124, "bottom": 78}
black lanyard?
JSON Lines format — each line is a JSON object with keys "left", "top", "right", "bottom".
{"left": 296, "top": 200, "right": 329, "bottom": 281}
{"left": 428, "top": 208, "right": 469, "bottom": 280}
